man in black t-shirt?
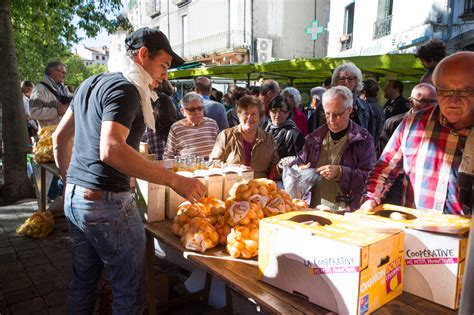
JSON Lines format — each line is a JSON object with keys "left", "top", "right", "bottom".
{"left": 53, "top": 27, "right": 206, "bottom": 314}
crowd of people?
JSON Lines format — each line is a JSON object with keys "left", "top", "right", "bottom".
{"left": 19, "top": 27, "right": 473, "bottom": 312}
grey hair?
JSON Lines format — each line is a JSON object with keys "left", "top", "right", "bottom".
{"left": 180, "top": 92, "right": 203, "bottom": 108}
{"left": 281, "top": 87, "right": 301, "bottom": 105}
{"left": 310, "top": 87, "right": 326, "bottom": 99}
{"left": 331, "top": 62, "right": 363, "bottom": 93}
{"left": 322, "top": 86, "right": 353, "bottom": 109}
{"left": 411, "top": 82, "right": 436, "bottom": 97}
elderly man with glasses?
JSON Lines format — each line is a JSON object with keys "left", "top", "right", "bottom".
{"left": 291, "top": 86, "right": 376, "bottom": 212}
{"left": 163, "top": 91, "right": 219, "bottom": 159}
{"left": 361, "top": 52, "right": 474, "bottom": 215}
{"left": 29, "top": 60, "right": 71, "bottom": 128}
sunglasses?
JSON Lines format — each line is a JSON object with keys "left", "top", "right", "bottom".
{"left": 184, "top": 107, "right": 204, "bottom": 113}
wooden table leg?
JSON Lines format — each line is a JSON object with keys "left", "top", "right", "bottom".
{"left": 40, "top": 167, "right": 46, "bottom": 211}
{"left": 146, "top": 230, "right": 157, "bottom": 315}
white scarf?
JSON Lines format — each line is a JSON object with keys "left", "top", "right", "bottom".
{"left": 119, "top": 56, "right": 158, "bottom": 131}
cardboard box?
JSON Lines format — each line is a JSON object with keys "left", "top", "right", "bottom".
{"left": 209, "top": 169, "right": 240, "bottom": 199}
{"left": 225, "top": 165, "right": 254, "bottom": 182}
{"left": 135, "top": 179, "right": 166, "bottom": 222}
{"left": 194, "top": 170, "right": 224, "bottom": 200}
{"left": 258, "top": 211, "right": 404, "bottom": 314}
{"left": 349, "top": 205, "right": 471, "bottom": 309}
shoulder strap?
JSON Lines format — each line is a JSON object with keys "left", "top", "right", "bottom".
{"left": 38, "top": 81, "right": 60, "bottom": 99}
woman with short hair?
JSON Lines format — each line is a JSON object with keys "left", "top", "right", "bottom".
{"left": 210, "top": 96, "right": 279, "bottom": 178}
{"left": 163, "top": 92, "right": 219, "bottom": 159}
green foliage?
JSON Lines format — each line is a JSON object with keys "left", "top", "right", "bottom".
{"left": 63, "top": 55, "right": 90, "bottom": 89}
{"left": 10, "top": 0, "right": 126, "bottom": 83}
{"left": 88, "top": 64, "right": 108, "bottom": 76}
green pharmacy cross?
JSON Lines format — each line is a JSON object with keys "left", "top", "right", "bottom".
{"left": 305, "top": 20, "right": 325, "bottom": 41}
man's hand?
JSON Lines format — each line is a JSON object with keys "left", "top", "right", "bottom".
{"left": 316, "top": 164, "right": 340, "bottom": 180}
{"left": 172, "top": 176, "right": 207, "bottom": 203}
{"left": 358, "top": 199, "right": 377, "bottom": 213}
{"left": 57, "top": 103, "right": 68, "bottom": 115}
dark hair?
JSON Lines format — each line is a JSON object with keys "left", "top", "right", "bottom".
{"left": 21, "top": 80, "right": 34, "bottom": 88}
{"left": 236, "top": 95, "right": 264, "bottom": 118}
{"left": 268, "top": 95, "right": 293, "bottom": 119}
{"left": 323, "top": 77, "right": 332, "bottom": 87}
{"left": 362, "top": 79, "right": 379, "bottom": 98}
{"left": 389, "top": 80, "right": 404, "bottom": 94}
{"left": 249, "top": 86, "right": 260, "bottom": 96}
{"left": 153, "top": 93, "right": 177, "bottom": 138}
{"left": 415, "top": 40, "right": 447, "bottom": 63}
{"left": 45, "top": 61, "right": 65, "bottom": 75}
{"left": 232, "top": 86, "right": 250, "bottom": 101}
{"left": 155, "top": 80, "right": 174, "bottom": 96}
{"left": 211, "top": 89, "right": 223, "bottom": 103}
{"left": 126, "top": 46, "right": 167, "bottom": 60}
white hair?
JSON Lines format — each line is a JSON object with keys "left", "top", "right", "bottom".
{"left": 281, "top": 87, "right": 301, "bottom": 105}
{"left": 322, "top": 86, "right": 353, "bottom": 109}
{"left": 181, "top": 92, "right": 203, "bottom": 108}
{"left": 331, "top": 62, "right": 363, "bottom": 93}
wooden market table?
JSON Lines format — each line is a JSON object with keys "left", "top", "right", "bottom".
{"left": 27, "top": 155, "right": 60, "bottom": 211}
{"left": 145, "top": 221, "right": 458, "bottom": 315}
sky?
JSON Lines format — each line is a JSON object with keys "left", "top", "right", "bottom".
{"left": 75, "top": 28, "right": 110, "bottom": 48}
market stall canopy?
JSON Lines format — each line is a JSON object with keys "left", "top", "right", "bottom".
{"left": 168, "top": 54, "right": 425, "bottom": 85}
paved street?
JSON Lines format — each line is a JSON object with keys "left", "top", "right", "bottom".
{"left": 0, "top": 199, "right": 71, "bottom": 315}
{"left": 0, "top": 200, "right": 260, "bottom": 315}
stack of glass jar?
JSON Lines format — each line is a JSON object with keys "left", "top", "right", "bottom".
{"left": 173, "top": 155, "right": 209, "bottom": 172}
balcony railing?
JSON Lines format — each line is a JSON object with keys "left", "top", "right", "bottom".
{"left": 340, "top": 33, "right": 353, "bottom": 51}
{"left": 373, "top": 15, "right": 392, "bottom": 39}
{"left": 172, "top": 30, "right": 251, "bottom": 59}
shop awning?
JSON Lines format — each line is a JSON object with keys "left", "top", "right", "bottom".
{"left": 168, "top": 54, "right": 425, "bottom": 85}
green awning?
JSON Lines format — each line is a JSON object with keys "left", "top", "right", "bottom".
{"left": 168, "top": 54, "right": 425, "bottom": 84}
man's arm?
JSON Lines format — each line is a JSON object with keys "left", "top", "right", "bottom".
{"left": 100, "top": 121, "right": 206, "bottom": 202}
{"left": 52, "top": 108, "right": 75, "bottom": 181}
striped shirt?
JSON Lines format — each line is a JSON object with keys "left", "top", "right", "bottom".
{"left": 163, "top": 117, "right": 219, "bottom": 159}
{"left": 364, "top": 106, "right": 470, "bottom": 215}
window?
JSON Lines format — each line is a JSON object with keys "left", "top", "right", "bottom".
{"left": 341, "top": 3, "right": 354, "bottom": 51}
{"left": 181, "top": 14, "right": 189, "bottom": 57}
{"left": 147, "top": 0, "right": 161, "bottom": 17}
{"left": 344, "top": 3, "right": 355, "bottom": 35}
{"left": 465, "top": 0, "right": 474, "bottom": 14}
{"left": 96, "top": 55, "right": 99, "bottom": 60}
{"left": 374, "top": 0, "right": 393, "bottom": 39}
{"left": 102, "top": 56, "right": 105, "bottom": 60}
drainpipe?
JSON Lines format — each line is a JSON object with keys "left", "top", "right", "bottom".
{"left": 313, "top": 0, "right": 317, "bottom": 58}
{"left": 227, "top": 0, "right": 231, "bottom": 49}
{"left": 250, "top": 0, "right": 254, "bottom": 63}
{"left": 167, "top": 0, "right": 170, "bottom": 39}
{"left": 442, "top": 0, "right": 454, "bottom": 42}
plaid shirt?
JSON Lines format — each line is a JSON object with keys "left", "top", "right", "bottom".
{"left": 364, "top": 106, "right": 470, "bottom": 214}
{"left": 142, "top": 127, "right": 166, "bottom": 160}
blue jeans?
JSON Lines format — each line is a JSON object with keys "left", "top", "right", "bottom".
{"left": 64, "top": 183, "right": 146, "bottom": 315}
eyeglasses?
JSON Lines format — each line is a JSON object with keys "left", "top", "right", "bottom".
{"left": 324, "top": 107, "right": 350, "bottom": 119}
{"left": 184, "top": 106, "right": 204, "bottom": 113}
{"left": 55, "top": 69, "right": 67, "bottom": 75}
{"left": 270, "top": 109, "right": 289, "bottom": 115}
{"left": 338, "top": 76, "right": 356, "bottom": 82}
{"left": 436, "top": 89, "right": 474, "bottom": 98}
{"left": 409, "top": 97, "right": 437, "bottom": 105}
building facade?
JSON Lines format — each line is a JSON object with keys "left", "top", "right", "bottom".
{"left": 327, "top": 0, "right": 474, "bottom": 57}
{"left": 75, "top": 45, "right": 109, "bottom": 66}
{"left": 121, "top": 0, "right": 330, "bottom": 66}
